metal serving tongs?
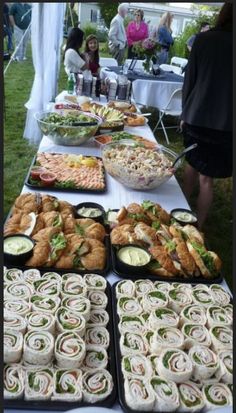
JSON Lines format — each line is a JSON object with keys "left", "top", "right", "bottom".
{"left": 171, "top": 143, "right": 198, "bottom": 169}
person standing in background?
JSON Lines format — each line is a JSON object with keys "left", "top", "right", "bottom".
{"left": 64, "top": 28, "right": 89, "bottom": 76}
{"left": 126, "top": 9, "right": 149, "bottom": 59}
{"left": 3, "top": 3, "right": 13, "bottom": 52}
{"left": 9, "top": 2, "right": 32, "bottom": 61}
{"left": 156, "top": 12, "right": 174, "bottom": 64}
{"left": 186, "top": 21, "right": 210, "bottom": 52}
{"left": 108, "top": 3, "right": 129, "bottom": 65}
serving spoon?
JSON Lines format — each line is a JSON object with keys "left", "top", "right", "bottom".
{"left": 171, "top": 143, "right": 198, "bottom": 169}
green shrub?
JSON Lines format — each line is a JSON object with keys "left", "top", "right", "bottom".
{"left": 83, "top": 23, "right": 97, "bottom": 39}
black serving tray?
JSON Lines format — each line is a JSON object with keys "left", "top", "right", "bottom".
{"left": 4, "top": 277, "right": 117, "bottom": 410}
{"left": 110, "top": 244, "right": 223, "bottom": 285}
{"left": 24, "top": 153, "right": 107, "bottom": 193}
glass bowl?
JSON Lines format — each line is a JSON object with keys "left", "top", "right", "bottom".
{"left": 102, "top": 140, "right": 182, "bottom": 190}
{"left": 34, "top": 110, "right": 102, "bottom": 146}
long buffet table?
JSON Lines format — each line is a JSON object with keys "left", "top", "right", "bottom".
{"left": 5, "top": 93, "right": 231, "bottom": 413}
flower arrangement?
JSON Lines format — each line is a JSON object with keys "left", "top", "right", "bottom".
{"left": 133, "top": 38, "right": 161, "bottom": 72}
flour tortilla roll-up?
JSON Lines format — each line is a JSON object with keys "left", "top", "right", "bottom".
{"left": 148, "top": 354, "right": 160, "bottom": 375}
{"left": 202, "top": 383, "right": 232, "bottom": 410}
{"left": 22, "top": 269, "right": 41, "bottom": 284}
{"left": 26, "top": 311, "right": 56, "bottom": 334}
{"left": 150, "top": 326, "right": 185, "bottom": 355}
{"left": 157, "top": 348, "right": 193, "bottom": 383}
{"left": 192, "top": 286, "right": 214, "bottom": 308}
{"left": 141, "top": 290, "right": 168, "bottom": 312}
{"left": 56, "top": 307, "right": 86, "bottom": 337}
{"left": 31, "top": 294, "right": 60, "bottom": 314}
{"left": 61, "top": 296, "right": 91, "bottom": 321}
{"left": 148, "top": 307, "right": 179, "bottom": 330}
{"left": 122, "top": 354, "right": 153, "bottom": 379}
{"left": 178, "top": 381, "right": 205, "bottom": 412}
{"left": 206, "top": 305, "right": 231, "bottom": 328}
{"left": 117, "top": 296, "right": 142, "bottom": 316}
{"left": 55, "top": 331, "right": 86, "bottom": 368}
{"left": 209, "top": 284, "right": 231, "bottom": 306}
{"left": 82, "top": 369, "right": 113, "bottom": 403}
{"left": 23, "top": 330, "right": 54, "bottom": 365}
{"left": 154, "top": 281, "right": 172, "bottom": 294}
{"left": 87, "top": 308, "right": 109, "bottom": 327}
{"left": 4, "top": 364, "right": 25, "bottom": 399}
{"left": 4, "top": 268, "right": 23, "bottom": 283}
{"left": 61, "top": 272, "right": 83, "bottom": 283}
{"left": 210, "top": 325, "right": 232, "bottom": 352}
{"left": 4, "top": 298, "right": 31, "bottom": 317}
{"left": 170, "top": 283, "right": 193, "bottom": 294}
{"left": 116, "top": 280, "right": 135, "bottom": 298}
{"left": 33, "top": 278, "right": 60, "bottom": 297}
{"left": 120, "top": 332, "right": 149, "bottom": 356}
{"left": 82, "top": 345, "right": 108, "bottom": 370}
{"left": 4, "top": 281, "right": 34, "bottom": 301}
{"left": 168, "top": 289, "right": 192, "bottom": 314}
{"left": 182, "top": 323, "right": 211, "bottom": 349}
{"left": 87, "top": 290, "right": 108, "bottom": 309}
{"left": 216, "top": 350, "right": 232, "bottom": 384}
{"left": 124, "top": 377, "right": 155, "bottom": 411}
{"left": 180, "top": 304, "right": 207, "bottom": 327}
{"left": 4, "top": 329, "right": 23, "bottom": 363}
{"left": 42, "top": 271, "right": 62, "bottom": 283}
{"left": 134, "top": 279, "right": 155, "bottom": 296}
{"left": 25, "top": 367, "right": 54, "bottom": 401}
{"left": 4, "top": 311, "right": 27, "bottom": 334}
{"left": 84, "top": 273, "right": 107, "bottom": 291}
{"left": 52, "top": 368, "right": 83, "bottom": 401}
{"left": 223, "top": 304, "right": 233, "bottom": 324}
{"left": 118, "top": 315, "right": 146, "bottom": 334}
{"left": 61, "top": 278, "right": 87, "bottom": 299}
{"left": 85, "top": 326, "right": 110, "bottom": 349}
{"left": 188, "top": 345, "right": 220, "bottom": 380}
{"left": 150, "top": 376, "right": 179, "bottom": 412}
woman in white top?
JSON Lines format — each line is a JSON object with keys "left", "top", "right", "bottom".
{"left": 64, "top": 27, "right": 88, "bottom": 75}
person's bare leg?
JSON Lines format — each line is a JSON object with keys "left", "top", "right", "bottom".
{"left": 182, "top": 164, "right": 199, "bottom": 200}
{"left": 197, "top": 174, "right": 214, "bottom": 229}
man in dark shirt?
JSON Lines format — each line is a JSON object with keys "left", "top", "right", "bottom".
{"left": 9, "top": 2, "right": 32, "bottom": 61}
{"left": 3, "top": 3, "right": 13, "bottom": 52}
{"left": 186, "top": 21, "right": 210, "bottom": 52}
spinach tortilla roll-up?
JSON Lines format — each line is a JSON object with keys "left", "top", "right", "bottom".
{"left": 150, "top": 376, "right": 179, "bottom": 412}
{"left": 30, "top": 294, "right": 60, "bottom": 314}
{"left": 141, "top": 290, "right": 168, "bottom": 311}
{"left": 42, "top": 271, "right": 62, "bottom": 283}
{"left": 223, "top": 304, "right": 233, "bottom": 324}
{"left": 120, "top": 332, "right": 149, "bottom": 356}
{"left": 33, "top": 278, "right": 60, "bottom": 297}
{"left": 179, "top": 304, "right": 207, "bottom": 327}
{"left": 55, "top": 307, "right": 86, "bottom": 337}
{"left": 82, "top": 345, "right": 108, "bottom": 370}
{"left": 82, "top": 369, "right": 113, "bottom": 403}
{"left": 118, "top": 315, "right": 146, "bottom": 335}
{"left": 23, "top": 330, "right": 54, "bottom": 365}
{"left": 85, "top": 326, "right": 110, "bottom": 349}
{"left": 24, "top": 367, "right": 54, "bottom": 401}
{"left": 149, "top": 326, "right": 185, "bottom": 355}
{"left": 206, "top": 305, "right": 232, "bottom": 328}
{"left": 84, "top": 273, "right": 107, "bottom": 291}
{"left": 4, "top": 268, "right": 23, "bottom": 283}
{"left": 22, "top": 268, "right": 41, "bottom": 284}
{"left": 153, "top": 281, "right": 173, "bottom": 294}
{"left": 191, "top": 285, "right": 214, "bottom": 308}
{"left": 117, "top": 296, "right": 143, "bottom": 316}
{"left": 4, "top": 329, "right": 23, "bottom": 364}
{"left": 134, "top": 279, "right": 155, "bottom": 296}
{"left": 124, "top": 377, "right": 155, "bottom": 411}
{"left": 116, "top": 280, "right": 135, "bottom": 298}
{"left": 121, "top": 354, "right": 153, "bottom": 379}
{"left": 157, "top": 348, "right": 193, "bottom": 383}
{"left": 209, "top": 325, "right": 232, "bottom": 352}
{"left": 61, "top": 296, "right": 91, "bottom": 321}
{"left": 87, "top": 308, "right": 109, "bottom": 327}
{"left": 202, "top": 383, "right": 232, "bottom": 410}
{"left": 178, "top": 381, "right": 205, "bottom": 412}
{"left": 188, "top": 345, "right": 220, "bottom": 380}
{"left": 170, "top": 283, "right": 193, "bottom": 295}
{"left": 26, "top": 311, "right": 56, "bottom": 334}
{"left": 168, "top": 288, "right": 192, "bottom": 314}
{"left": 182, "top": 323, "right": 211, "bottom": 349}
{"left": 52, "top": 368, "right": 83, "bottom": 401}
{"left": 4, "top": 311, "right": 27, "bottom": 334}
{"left": 4, "top": 281, "right": 34, "bottom": 301}
{"left": 55, "top": 331, "right": 86, "bottom": 369}
{"left": 209, "top": 284, "right": 231, "bottom": 306}
{"left": 148, "top": 307, "right": 179, "bottom": 330}
{"left": 4, "top": 364, "right": 25, "bottom": 399}
{"left": 87, "top": 290, "right": 108, "bottom": 309}
{"left": 61, "top": 278, "right": 87, "bottom": 299}
{"left": 4, "top": 298, "right": 31, "bottom": 317}
{"left": 216, "top": 350, "right": 233, "bottom": 384}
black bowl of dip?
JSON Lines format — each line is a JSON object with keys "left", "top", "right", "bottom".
{"left": 170, "top": 208, "right": 198, "bottom": 226}
{"left": 74, "top": 202, "right": 105, "bottom": 223}
{"left": 4, "top": 234, "right": 35, "bottom": 265}
{"left": 116, "top": 244, "right": 151, "bottom": 274}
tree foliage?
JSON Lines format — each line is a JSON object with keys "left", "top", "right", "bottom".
{"left": 100, "top": 3, "right": 118, "bottom": 27}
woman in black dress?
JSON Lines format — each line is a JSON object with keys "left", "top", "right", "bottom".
{"left": 181, "top": 2, "right": 232, "bottom": 229}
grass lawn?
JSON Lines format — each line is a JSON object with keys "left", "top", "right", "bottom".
{"left": 4, "top": 42, "right": 232, "bottom": 288}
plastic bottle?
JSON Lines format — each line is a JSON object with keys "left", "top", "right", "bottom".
{"left": 67, "top": 73, "right": 75, "bottom": 94}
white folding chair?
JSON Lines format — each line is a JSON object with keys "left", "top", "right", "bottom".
{"left": 170, "top": 56, "right": 188, "bottom": 69}
{"left": 99, "top": 57, "right": 118, "bottom": 67}
{"left": 153, "top": 88, "right": 182, "bottom": 145}
{"left": 160, "top": 64, "right": 183, "bottom": 75}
